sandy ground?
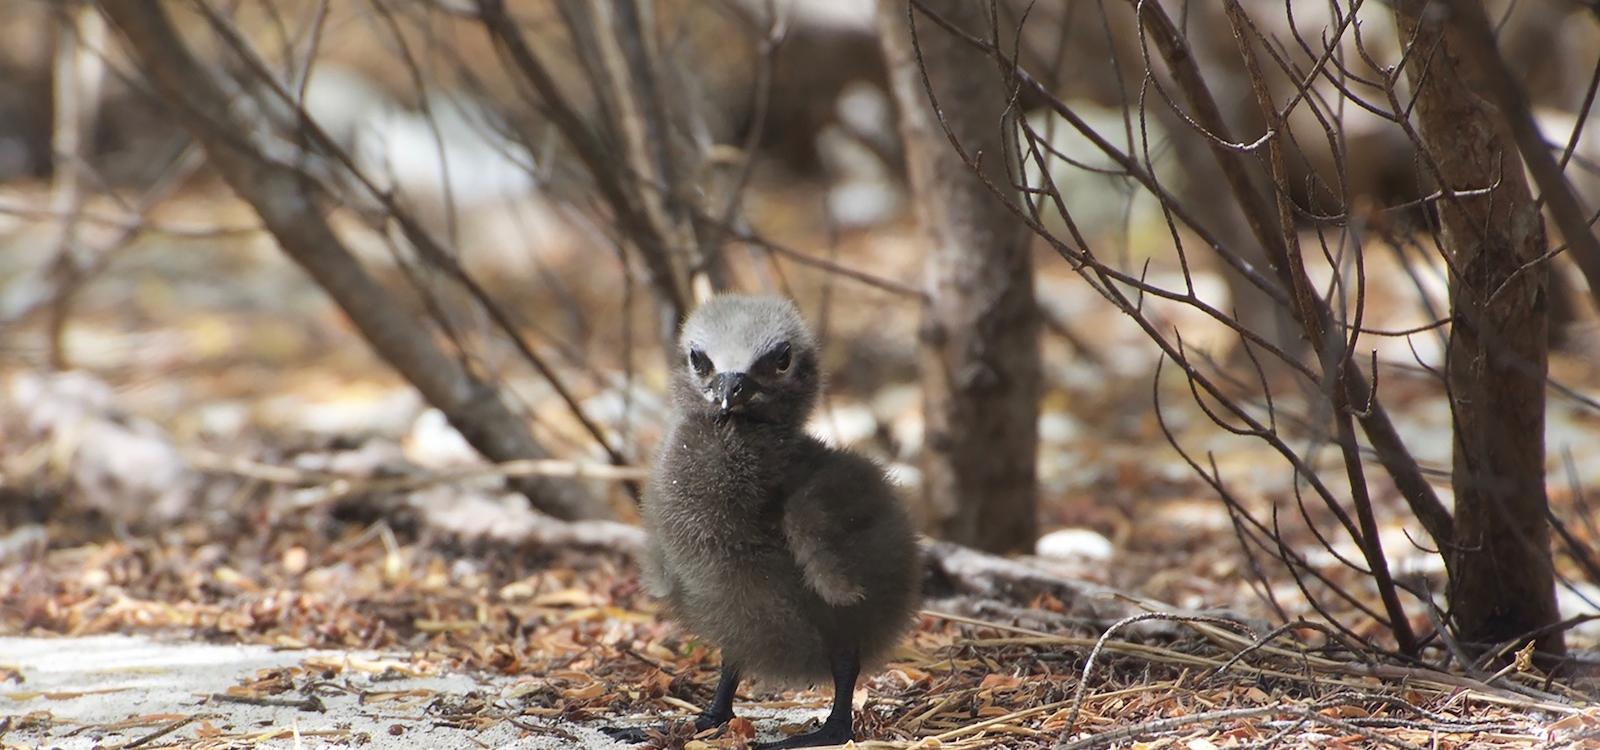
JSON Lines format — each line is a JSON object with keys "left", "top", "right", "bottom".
{"left": 0, "top": 635, "right": 825, "bottom": 749}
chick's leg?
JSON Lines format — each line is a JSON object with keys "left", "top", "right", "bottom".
{"left": 694, "top": 664, "right": 742, "bottom": 730}
{"left": 757, "top": 647, "right": 857, "bottom": 749}
{"left": 600, "top": 663, "right": 741, "bottom": 745}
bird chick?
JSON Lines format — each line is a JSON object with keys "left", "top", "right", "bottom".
{"left": 641, "top": 295, "right": 920, "bottom": 748}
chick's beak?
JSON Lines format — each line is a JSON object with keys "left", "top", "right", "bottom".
{"left": 711, "top": 372, "right": 753, "bottom": 414}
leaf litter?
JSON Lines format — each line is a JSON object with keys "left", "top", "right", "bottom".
{"left": 2, "top": 480, "right": 1595, "bottom": 748}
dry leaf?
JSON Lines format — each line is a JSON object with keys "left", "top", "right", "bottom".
{"left": 727, "top": 717, "right": 756, "bottom": 739}
{"left": 977, "top": 674, "right": 1021, "bottom": 691}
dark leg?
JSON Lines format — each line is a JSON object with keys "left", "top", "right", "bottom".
{"left": 601, "top": 663, "right": 741, "bottom": 744}
{"left": 756, "top": 647, "right": 858, "bottom": 749}
{"left": 694, "top": 663, "right": 742, "bottom": 730}
{"left": 604, "top": 662, "right": 742, "bottom": 738}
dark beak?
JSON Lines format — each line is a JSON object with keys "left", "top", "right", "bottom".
{"left": 711, "top": 372, "right": 753, "bottom": 415}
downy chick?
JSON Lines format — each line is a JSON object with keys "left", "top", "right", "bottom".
{"left": 642, "top": 295, "right": 920, "bottom": 748}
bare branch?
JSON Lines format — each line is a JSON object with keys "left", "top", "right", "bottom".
{"left": 99, "top": 1, "right": 601, "bottom": 520}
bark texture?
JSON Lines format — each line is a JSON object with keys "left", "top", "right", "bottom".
{"left": 1393, "top": 0, "right": 1564, "bottom": 656}
{"left": 102, "top": 2, "right": 598, "bottom": 520}
{"left": 877, "top": 0, "right": 1041, "bottom": 553}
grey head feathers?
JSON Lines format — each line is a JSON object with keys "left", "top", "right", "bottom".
{"left": 680, "top": 295, "right": 815, "bottom": 374}
{"left": 674, "top": 295, "right": 821, "bottom": 424}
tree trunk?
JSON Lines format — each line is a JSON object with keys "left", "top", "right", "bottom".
{"left": 101, "top": 2, "right": 600, "bottom": 521}
{"left": 877, "top": 0, "right": 1041, "bottom": 553}
{"left": 1393, "top": 0, "right": 1564, "bottom": 657}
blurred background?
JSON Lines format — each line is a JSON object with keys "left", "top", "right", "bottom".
{"left": 1, "top": 0, "right": 1598, "bottom": 662}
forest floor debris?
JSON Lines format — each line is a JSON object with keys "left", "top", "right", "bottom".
{"left": 0, "top": 633, "right": 639, "bottom": 750}
{"left": 2, "top": 505, "right": 1595, "bottom": 749}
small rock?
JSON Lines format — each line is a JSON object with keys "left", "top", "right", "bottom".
{"left": 1038, "top": 412, "right": 1083, "bottom": 444}
{"left": 807, "top": 402, "right": 878, "bottom": 447}
{"left": 1557, "top": 584, "right": 1600, "bottom": 643}
{"left": 404, "top": 408, "right": 479, "bottom": 468}
{"left": 0, "top": 525, "right": 46, "bottom": 565}
{"left": 281, "top": 546, "right": 308, "bottom": 576}
{"left": 825, "top": 178, "right": 903, "bottom": 230}
{"left": 7, "top": 371, "right": 198, "bottom": 528}
{"left": 885, "top": 462, "right": 921, "bottom": 490}
{"left": 1035, "top": 528, "right": 1116, "bottom": 562}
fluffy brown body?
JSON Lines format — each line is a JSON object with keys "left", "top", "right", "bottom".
{"left": 645, "top": 416, "right": 919, "bottom": 684}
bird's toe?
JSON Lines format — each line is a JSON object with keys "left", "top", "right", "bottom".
{"left": 692, "top": 710, "right": 734, "bottom": 732}
{"left": 598, "top": 724, "right": 654, "bottom": 745}
{"left": 754, "top": 723, "right": 852, "bottom": 749}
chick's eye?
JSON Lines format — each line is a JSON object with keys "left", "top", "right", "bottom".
{"left": 688, "top": 348, "right": 712, "bottom": 376}
{"left": 771, "top": 343, "right": 792, "bottom": 374}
